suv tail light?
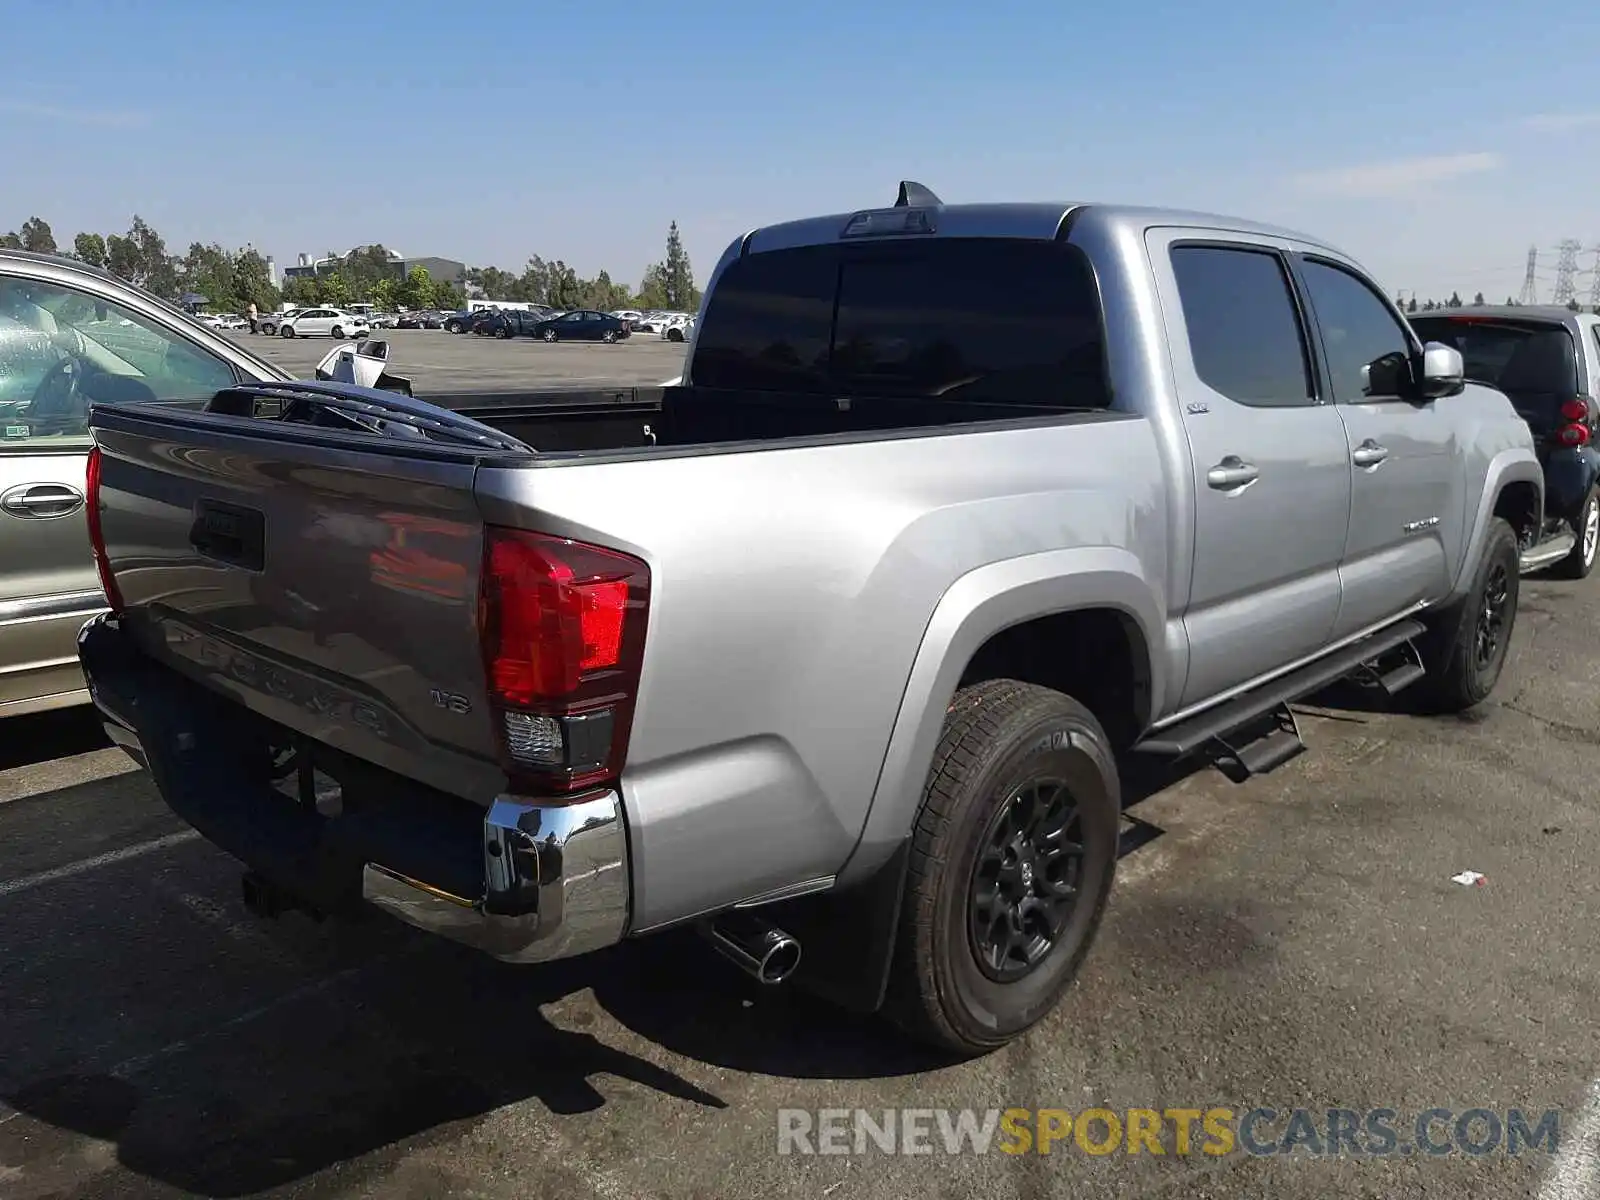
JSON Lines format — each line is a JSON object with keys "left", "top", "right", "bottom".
{"left": 84, "top": 446, "right": 124, "bottom": 613}
{"left": 479, "top": 528, "right": 649, "bottom": 795}
{"left": 1557, "top": 396, "right": 1596, "bottom": 448}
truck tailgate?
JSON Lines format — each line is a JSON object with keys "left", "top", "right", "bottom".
{"left": 89, "top": 396, "right": 510, "bottom": 804}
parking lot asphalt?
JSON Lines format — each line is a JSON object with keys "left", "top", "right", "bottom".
{"left": 3, "top": 569, "right": 1600, "bottom": 1193}
{"left": 225, "top": 327, "right": 688, "bottom": 393}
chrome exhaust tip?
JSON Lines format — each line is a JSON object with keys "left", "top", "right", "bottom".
{"left": 701, "top": 910, "right": 802, "bottom": 985}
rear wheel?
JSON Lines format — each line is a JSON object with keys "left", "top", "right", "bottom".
{"left": 601, "top": 329, "right": 617, "bottom": 343}
{"left": 331, "top": 325, "right": 345, "bottom": 339}
{"left": 667, "top": 327, "right": 684, "bottom": 343}
{"left": 1554, "top": 486, "right": 1599, "bottom": 580}
{"left": 885, "top": 679, "right": 1120, "bottom": 1056}
{"left": 1415, "top": 516, "right": 1519, "bottom": 712}
{"left": 543, "top": 328, "right": 558, "bottom": 343}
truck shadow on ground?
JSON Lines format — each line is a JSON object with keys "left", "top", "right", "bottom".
{"left": 0, "top": 811, "right": 944, "bottom": 1198}
{"left": 0, "top": 730, "right": 1204, "bottom": 1197}
{"left": 0, "top": 707, "right": 110, "bottom": 772}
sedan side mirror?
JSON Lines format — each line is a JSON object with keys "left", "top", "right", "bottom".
{"left": 1417, "top": 342, "right": 1465, "bottom": 399}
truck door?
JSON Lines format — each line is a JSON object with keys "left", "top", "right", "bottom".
{"left": 1147, "top": 232, "right": 1352, "bottom": 707}
{"left": 1291, "top": 255, "right": 1461, "bottom": 637}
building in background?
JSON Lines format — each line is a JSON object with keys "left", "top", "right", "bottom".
{"left": 280, "top": 249, "right": 466, "bottom": 289}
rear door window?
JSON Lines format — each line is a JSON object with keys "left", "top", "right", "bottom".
{"left": 691, "top": 238, "right": 1110, "bottom": 409}
{"left": 1168, "top": 245, "right": 1314, "bottom": 407}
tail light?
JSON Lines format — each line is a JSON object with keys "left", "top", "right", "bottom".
{"left": 84, "top": 446, "right": 124, "bottom": 613}
{"left": 1557, "top": 396, "right": 1596, "bottom": 448}
{"left": 479, "top": 527, "right": 649, "bottom": 795}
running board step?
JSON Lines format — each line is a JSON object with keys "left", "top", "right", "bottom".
{"left": 1520, "top": 531, "right": 1576, "bottom": 573}
{"left": 1135, "top": 618, "right": 1428, "bottom": 759}
{"left": 1210, "top": 705, "right": 1306, "bottom": 778}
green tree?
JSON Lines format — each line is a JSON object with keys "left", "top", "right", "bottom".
{"left": 232, "top": 248, "right": 280, "bottom": 312}
{"left": 397, "top": 265, "right": 436, "bottom": 310}
{"left": 128, "top": 216, "right": 177, "bottom": 297}
{"left": 73, "top": 232, "right": 107, "bottom": 267}
{"left": 1568, "top": 296, "right": 1582, "bottom": 312}
{"left": 470, "top": 265, "right": 517, "bottom": 301}
{"left": 281, "top": 276, "right": 323, "bottom": 306}
{"left": 319, "top": 272, "right": 354, "bottom": 308}
{"left": 0, "top": 231, "right": 21, "bottom": 249}
{"left": 105, "top": 234, "right": 139, "bottom": 280}
{"left": 547, "top": 261, "right": 584, "bottom": 309}
{"left": 369, "top": 277, "right": 398, "bottom": 312}
{"left": 1406, "top": 297, "right": 1419, "bottom": 313}
{"left": 662, "top": 220, "right": 697, "bottom": 310}
{"left": 516, "top": 256, "right": 550, "bottom": 304}
{"left": 580, "top": 269, "right": 631, "bottom": 313}
{"left": 1472, "top": 291, "right": 1485, "bottom": 306}
{"left": 337, "top": 245, "right": 398, "bottom": 300}
{"left": 1446, "top": 291, "right": 1463, "bottom": 308}
{"left": 636, "top": 262, "right": 670, "bottom": 310}
{"left": 1506, "top": 296, "right": 1516, "bottom": 305}
{"left": 19, "top": 217, "right": 56, "bottom": 254}
{"left": 179, "top": 241, "right": 236, "bottom": 310}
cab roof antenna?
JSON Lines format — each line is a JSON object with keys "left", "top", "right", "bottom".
{"left": 895, "top": 181, "right": 942, "bottom": 207}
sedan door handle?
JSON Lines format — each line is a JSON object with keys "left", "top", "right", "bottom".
{"left": 1352, "top": 440, "right": 1389, "bottom": 468}
{"left": 1, "top": 482, "right": 84, "bottom": 519}
{"left": 1206, "top": 456, "right": 1260, "bottom": 490}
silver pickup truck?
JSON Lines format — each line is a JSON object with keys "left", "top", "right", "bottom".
{"left": 77, "top": 184, "right": 1543, "bottom": 1056}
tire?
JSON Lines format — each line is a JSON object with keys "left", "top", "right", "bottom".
{"left": 667, "top": 328, "right": 684, "bottom": 343}
{"left": 446, "top": 321, "right": 461, "bottom": 334}
{"left": 331, "top": 326, "right": 345, "bottom": 339}
{"left": 280, "top": 325, "right": 294, "bottom": 338}
{"left": 1415, "top": 516, "right": 1520, "bottom": 713}
{"left": 543, "top": 328, "right": 558, "bottom": 343}
{"left": 498, "top": 326, "right": 512, "bottom": 339}
{"left": 601, "top": 329, "right": 617, "bottom": 343}
{"left": 1553, "top": 486, "right": 1600, "bottom": 580}
{"left": 885, "top": 679, "right": 1121, "bottom": 1056}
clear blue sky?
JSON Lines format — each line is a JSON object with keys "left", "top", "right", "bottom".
{"left": 5, "top": 0, "right": 1599, "bottom": 303}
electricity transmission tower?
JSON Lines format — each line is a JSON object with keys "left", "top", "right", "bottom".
{"left": 1553, "top": 239, "right": 1583, "bottom": 305}
{"left": 1588, "top": 248, "right": 1600, "bottom": 312}
{"left": 1519, "top": 246, "right": 1539, "bottom": 305}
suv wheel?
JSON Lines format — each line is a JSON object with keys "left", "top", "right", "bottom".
{"left": 885, "top": 679, "right": 1120, "bottom": 1056}
{"left": 1554, "top": 486, "right": 1599, "bottom": 580}
{"left": 1415, "top": 516, "right": 1520, "bottom": 712}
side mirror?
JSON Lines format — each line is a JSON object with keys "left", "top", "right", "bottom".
{"left": 1417, "top": 342, "right": 1465, "bottom": 399}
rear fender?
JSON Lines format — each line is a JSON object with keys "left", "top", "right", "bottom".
{"left": 836, "top": 546, "right": 1163, "bottom": 889}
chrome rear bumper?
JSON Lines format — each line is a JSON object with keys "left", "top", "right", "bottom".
{"left": 361, "top": 791, "right": 629, "bottom": 963}
{"left": 78, "top": 611, "right": 630, "bottom": 966}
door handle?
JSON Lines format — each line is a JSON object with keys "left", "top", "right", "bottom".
{"left": 1, "top": 482, "right": 84, "bottom": 519}
{"left": 1352, "top": 440, "right": 1389, "bottom": 468}
{"left": 1206, "top": 456, "right": 1259, "bottom": 490}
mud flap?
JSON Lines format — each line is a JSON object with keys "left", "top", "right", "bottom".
{"left": 762, "top": 839, "right": 912, "bottom": 1015}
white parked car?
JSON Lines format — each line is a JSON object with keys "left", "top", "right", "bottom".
{"left": 257, "top": 309, "right": 302, "bottom": 336}
{"left": 634, "top": 310, "right": 685, "bottom": 335}
{"left": 660, "top": 313, "right": 695, "bottom": 342}
{"left": 278, "top": 308, "right": 371, "bottom": 339}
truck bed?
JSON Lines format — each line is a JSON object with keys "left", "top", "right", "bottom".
{"left": 437, "top": 384, "right": 1105, "bottom": 457}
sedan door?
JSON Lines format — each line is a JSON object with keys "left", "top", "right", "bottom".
{"left": 0, "top": 268, "right": 244, "bottom": 715}
{"left": 298, "top": 309, "right": 332, "bottom": 337}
